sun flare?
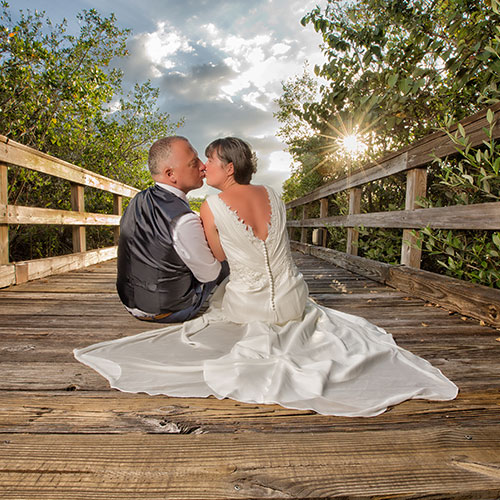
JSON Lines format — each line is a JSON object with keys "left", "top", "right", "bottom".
{"left": 341, "top": 134, "right": 368, "bottom": 157}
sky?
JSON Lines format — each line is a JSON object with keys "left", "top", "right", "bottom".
{"left": 10, "top": 0, "right": 327, "bottom": 197}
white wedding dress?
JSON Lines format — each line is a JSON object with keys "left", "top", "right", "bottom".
{"left": 74, "top": 186, "right": 458, "bottom": 416}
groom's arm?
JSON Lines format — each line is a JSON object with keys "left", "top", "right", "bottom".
{"left": 171, "top": 212, "right": 222, "bottom": 282}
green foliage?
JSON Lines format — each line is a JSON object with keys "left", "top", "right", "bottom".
{"left": 0, "top": 5, "right": 126, "bottom": 151}
{"left": 357, "top": 227, "right": 402, "bottom": 265}
{"left": 414, "top": 115, "right": 500, "bottom": 287}
{"left": 301, "top": 0, "right": 500, "bottom": 146}
{"left": 419, "top": 227, "right": 500, "bottom": 287}
{"left": 0, "top": 3, "right": 182, "bottom": 261}
{"left": 325, "top": 226, "right": 347, "bottom": 252}
{"left": 188, "top": 197, "right": 205, "bottom": 213}
{"left": 426, "top": 113, "right": 500, "bottom": 206}
{"left": 277, "top": 0, "right": 500, "bottom": 287}
{"left": 278, "top": 0, "right": 500, "bottom": 200}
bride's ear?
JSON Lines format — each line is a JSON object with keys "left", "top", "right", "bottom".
{"left": 225, "top": 162, "right": 235, "bottom": 176}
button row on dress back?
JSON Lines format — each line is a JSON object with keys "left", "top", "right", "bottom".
{"left": 262, "top": 241, "right": 276, "bottom": 311}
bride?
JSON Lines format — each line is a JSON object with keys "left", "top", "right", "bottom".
{"left": 74, "top": 137, "right": 457, "bottom": 417}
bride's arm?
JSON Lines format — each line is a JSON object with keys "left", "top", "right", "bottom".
{"left": 200, "top": 201, "right": 227, "bottom": 262}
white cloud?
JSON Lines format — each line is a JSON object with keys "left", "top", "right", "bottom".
{"left": 268, "top": 150, "right": 293, "bottom": 172}
{"left": 142, "top": 22, "right": 194, "bottom": 70}
{"left": 242, "top": 91, "right": 267, "bottom": 112}
{"left": 11, "top": 0, "right": 329, "bottom": 197}
{"left": 271, "top": 43, "right": 291, "bottom": 56}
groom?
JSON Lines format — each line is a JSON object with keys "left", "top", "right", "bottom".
{"left": 116, "top": 136, "right": 227, "bottom": 323}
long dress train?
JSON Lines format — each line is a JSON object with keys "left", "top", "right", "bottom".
{"left": 74, "top": 186, "right": 458, "bottom": 417}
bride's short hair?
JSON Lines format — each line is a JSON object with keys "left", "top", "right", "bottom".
{"left": 205, "top": 137, "right": 257, "bottom": 184}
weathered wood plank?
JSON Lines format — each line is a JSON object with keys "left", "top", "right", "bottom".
{"left": 401, "top": 166, "right": 428, "bottom": 267}
{"left": 0, "top": 163, "right": 8, "bottom": 265}
{"left": 0, "top": 263, "right": 15, "bottom": 288}
{"left": 346, "top": 187, "right": 361, "bottom": 255}
{"left": 292, "top": 242, "right": 500, "bottom": 327}
{"left": 0, "top": 252, "right": 499, "bottom": 499}
{"left": 286, "top": 152, "right": 409, "bottom": 209}
{"left": 408, "top": 103, "right": 500, "bottom": 168}
{"left": 0, "top": 134, "right": 139, "bottom": 198}
{"left": 0, "top": 390, "right": 499, "bottom": 434}
{"left": 287, "top": 201, "right": 500, "bottom": 230}
{"left": 2, "top": 246, "right": 118, "bottom": 287}
{"left": 7, "top": 204, "right": 121, "bottom": 226}
{"left": 387, "top": 264, "right": 500, "bottom": 327}
{"left": 0, "top": 429, "right": 499, "bottom": 499}
{"left": 71, "top": 183, "right": 86, "bottom": 253}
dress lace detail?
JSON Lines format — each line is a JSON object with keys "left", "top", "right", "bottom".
{"left": 212, "top": 186, "right": 274, "bottom": 246}
{"left": 74, "top": 184, "right": 458, "bottom": 417}
{"left": 229, "top": 261, "right": 267, "bottom": 287}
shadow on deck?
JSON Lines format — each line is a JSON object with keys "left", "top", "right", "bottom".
{"left": 0, "top": 252, "right": 499, "bottom": 499}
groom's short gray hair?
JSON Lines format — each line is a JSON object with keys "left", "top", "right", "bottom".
{"left": 148, "top": 136, "right": 189, "bottom": 175}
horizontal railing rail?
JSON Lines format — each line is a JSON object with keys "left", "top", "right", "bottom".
{"left": 0, "top": 135, "right": 140, "bottom": 287}
{"left": 286, "top": 102, "right": 500, "bottom": 209}
{"left": 286, "top": 103, "right": 500, "bottom": 327}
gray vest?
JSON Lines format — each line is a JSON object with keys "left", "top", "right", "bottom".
{"left": 116, "top": 185, "right": 196, "bottom": 314}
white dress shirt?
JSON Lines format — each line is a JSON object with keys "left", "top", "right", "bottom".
{"left": 155, "top": 182, "right": 221, "bottom": 283}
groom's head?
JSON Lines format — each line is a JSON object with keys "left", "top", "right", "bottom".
{"left": 148, "top": 136, "right": 204, "bottom": 193}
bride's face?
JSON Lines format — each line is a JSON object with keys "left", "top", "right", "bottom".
{"left": 204, "top": 151, "right": 231, "bottom": 188}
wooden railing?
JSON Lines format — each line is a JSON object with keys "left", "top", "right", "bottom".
{"left": 286, "top": 103, "right": 500, "bottom": 327}
{"left": 0, "top": 135, "right": 140, "bottom": 288}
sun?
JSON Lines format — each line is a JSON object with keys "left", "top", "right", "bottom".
{"left": 341, "top": 134, "right": 368, "bottom": 157}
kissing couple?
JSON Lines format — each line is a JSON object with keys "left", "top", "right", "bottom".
{"left": 74, "top": 136, "right": 457, "bottom": 417}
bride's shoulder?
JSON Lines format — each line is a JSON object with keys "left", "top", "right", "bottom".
{"left": 260, "top": 184, "right": 281, "bottom": 201}
{"left": 205, "top": 193, "right": 220, "bottom": 204}
{"left": 201, "top": 194, "right": 221, "bottom": 215}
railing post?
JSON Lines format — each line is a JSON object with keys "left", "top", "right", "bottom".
{"left": 71, "top": 183, "right": 86, "bottom": 253}
{"left": 401, "top": 167, "right": 427, "bottom": 268}
{"left": 113, "top": 194, "right": 122, "bottom": 245}
{"left": 320, "top": 198, "right": 328, "bottom": 247}
{"left": 0, "top": 162, "right": 8, "bottom": 264}
{"left": 288, "top": 208, "right": 296, "bottom": 240}
{"left": 346, "top": 188, "right": 361, "bottom": 255}
{"left": 301, "top": 204, "right": 308, "bottom": 244}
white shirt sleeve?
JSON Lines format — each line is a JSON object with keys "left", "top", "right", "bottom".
{"left": 171, "top": 211, "right": 222, "bottom": 283}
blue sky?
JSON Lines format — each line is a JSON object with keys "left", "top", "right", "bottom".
{"left": 10, "top": 0, "right": 326, "bottom": 196}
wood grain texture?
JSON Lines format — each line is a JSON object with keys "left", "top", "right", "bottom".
{"left": 0, "top": 246, "right": 117, "bottom": 288}
{"left": 0, "top": 163, "right": 8, "bottom": 265}
{"left": 0, "top": 429, "right": 499, "bottom": 499}
{"left": 0, "top": 134, "right": 139, "bottom": 197}
{"left": 401, "top": 167, "right": 428, "bottom": 267}
{"left": 291, "top": 241, "right": 500, "bottom": 327}
{"left": 0, "top": 389, "right": 499, "bottom": 435}
{"left": 6, "top": 205, "right": 121, "bottom": 226}
{"left": 287, "top": 201, "right": 500, "bottom": 230}
{"left": 346, "top": 187, "right": 361, "bottom": 256}
{"left": 0, "top": 253, "right": 499, "bottom": 499}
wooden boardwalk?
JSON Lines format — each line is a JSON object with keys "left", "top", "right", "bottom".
{"left": 0, "top": 252, "right": 499, "bottom": 499}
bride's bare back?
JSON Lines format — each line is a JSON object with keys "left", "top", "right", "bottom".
{"left": 218, "top": 184, "right": 271, "bottom": 241}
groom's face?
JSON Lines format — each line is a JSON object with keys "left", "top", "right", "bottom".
{"left": 169, "top": 140, "right": 205, "bottom": 193}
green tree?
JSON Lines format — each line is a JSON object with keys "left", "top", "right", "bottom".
{"left": 301, "top": 0, "right": 500, "bottom": 149}
{"left": 277, "top": 0, "right": 500, "bottom": 285}
{"left": 278, "top": 0, "right": 500, "bottom": 200}
{"left": 0, "top": 3, "right": 182, "bottom": 260}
